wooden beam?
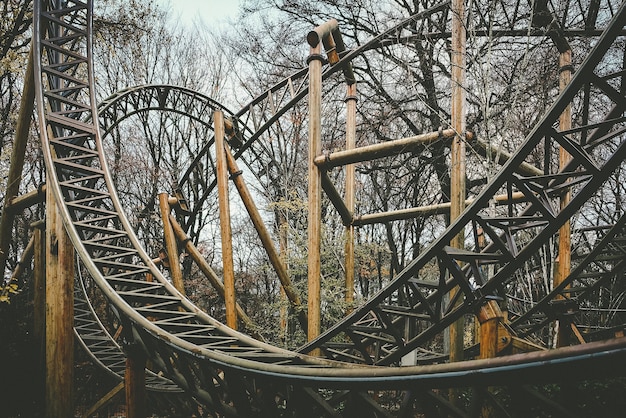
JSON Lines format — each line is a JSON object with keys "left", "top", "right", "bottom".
{"left": 570, "top": 323, "right": 586, "bottom": 344}
{"left": 353, "top": 192, "right": 527, "bottom": 225}
{"left": 5, "top": 184, "right": 46, "bottom": 214}
{"left": 1, "top": 234, "right": 34, "bottom": 302}
{"left": 82, "top": 381, "right": 124, "bottom": 418}
{"left": 321, "top": 170, "right": 352, "bottom": 225}
{"left": 168, "top": 215, "right": 261, "bottom": 338}
{"left": 0, "top": 46, "right": 34, "bottom": 275}
{"left": 125, "top": 347, "right": 146, "bottom": 418}
{"left": 556, "top": 48, "right": 573, "bottom": 348}
{"left": 307, "top": 41, "right": 323, "bottom": 354}
{"left": 472, "top": 139, "right": 543, "bottom": 177}
{"left": 313, "top": 132, "right": 542, "bottom": 178}
{"left": 344, "top": 83, "right": 357, "bottom": 311}
{"left": 307, "top": 19, "right": 339, "bottom": 49}
{"left": 314, "top": 128, "right": 462, "bottom": 168}
{"left": 223, "top": 144, "right": 308, "bottom": 333}
{"left": 215, "top": 110, "right": 237, "bottom": 330}
{"left": 476, "top": 300, "right": 511, "bottom": 358}
{"left": 10, "top": 234, "right": 35, "bottom": 279}
{"left": 158, "top": 193, "right": 185, "bottom": 295}
{"left": 449, "top": 0, "right": 466, "bottom": 382}
{"left": 45, "top": 191, "right": 74, "bottom": 418}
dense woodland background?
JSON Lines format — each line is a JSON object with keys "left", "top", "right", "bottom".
{"left": 0, "top": 0, "right": 624, "bottom": 416}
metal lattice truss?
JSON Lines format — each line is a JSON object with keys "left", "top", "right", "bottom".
{"left": 31, "top": 0, "right": 626, "bottom": 416}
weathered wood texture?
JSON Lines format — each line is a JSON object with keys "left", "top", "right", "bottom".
{"left": 158, "top": 193, "right": 185, "bottom": 295}
{"left": 307, "top": 43, "right": 323, "bottom": 353}
{"left": 45, "top": 192, "right": 74, "bottom": 418}
{"left": 215, "top": 110, "right": 237, "bottom": 330}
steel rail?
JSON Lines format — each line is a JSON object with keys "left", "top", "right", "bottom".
{"left": 298, "top": 2, "right": 626, "bottom": 364}
{"left": 177, "top": 0, "right": 623, "bottom": 220}
{"left": 73, "top": 256, "right": 178, "bottom": 391}
{"left": 176, "top": 2, "right": 453, "bottom": 211}
{"left": 509, "top": 215, "right": 626, "bottom": 338}
{"left": 95, "top": 84, "right": 250, "bottom": 236}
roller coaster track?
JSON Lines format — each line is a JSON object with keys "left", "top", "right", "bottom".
{"left": 33, "top": 0, "right": 626, "bottom": 416}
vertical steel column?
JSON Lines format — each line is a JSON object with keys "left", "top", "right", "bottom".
{"left": 344, "top": 83, "right": 357, "bottom": 311}
{"left": 45, "top": 191, "right": 74, "bottom": 417}
{"left": 307, "top": 41, "right": 324, "bottom": 353}
{"left": 215, "top": 110, "right": 237, "bottom": 330}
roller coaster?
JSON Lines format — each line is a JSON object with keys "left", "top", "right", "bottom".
{"left": 2, "top": 0, "right": 626, "bottom": 416}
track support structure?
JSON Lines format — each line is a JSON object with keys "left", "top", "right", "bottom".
{"left": 45, "top": 190, "right": 74, "bottom": 417}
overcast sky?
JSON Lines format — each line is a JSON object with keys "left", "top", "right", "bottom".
{"left": 157, "top": 0, "right": 241, "bottom": 28}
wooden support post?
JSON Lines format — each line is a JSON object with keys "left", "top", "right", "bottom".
{"left": 3, "top": 234, "right": 35, "bottom": 299}
{"left": 33, "top": 221, "right": 45, "bottom": 348}
{"left": 476, "top": 299, "right": 511, "bottom": 418}
{"left": 82, "top": 381, "right": 125, "bottom": 418}
{"left": 476, "top": 300, "right": 511, "bottom": 358}
{"left": 215, "top": 110, "right": 237, "bottom": 330}
{"left": 449, "top": 0, "right": 467, "bottom": 367}
{"left": 223, "top": 144, "right": 308, "bottom": 332}
{"left": 556, "top": 48, "right": 573, "bottom": 348}
{"left": 158, "top": 193, "right": 186, "bottom": 295}
{"left": 169, "top": 215, "right": 261, "bottom": 337}
{"left": 0, "top": 46, "right": 34, "bottom": 275}
{"left": 279, "top": 215, "right": 289, "bottom": 340}
{"left": 32, "top": 220, "right": 46, "bottom": 409}
{"left": 306, "top": 38, "right": 324, "bottom": 354}
{"left": 448, "top": 0, "right": 466, "bottom": 408}
{"left": 345, "top": 83, "right": 357, "bottom": 311}
{"left": 125, "top": 346, "right": 146, "bottom": 418}
{"left": 45, "top": 191, "right": 74, "bottom": 418}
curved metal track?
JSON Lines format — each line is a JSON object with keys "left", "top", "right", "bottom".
{"left": 33, "top": 0, "right": 626, "bottom": 416}
{"left": 97, "top": 84, "right": 248, "bottom": 238}
{"left": 74, "top": 262, "right": 179, "bottom": 392}
{"left": 300, "top": 10, "right": 626, "bottom": 362}
{"left": 72, "top": 84, "right": 258, "bottom": 406}
{"left": 178, "top": 0, "right": 626, "bottom": 220}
